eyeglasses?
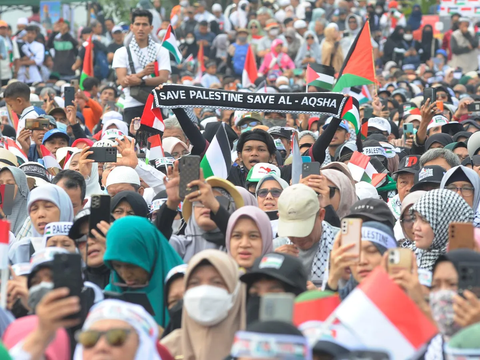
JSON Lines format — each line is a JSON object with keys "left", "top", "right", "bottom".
{"left": 400, "top": 215, "right": 414, "bottom": 224}
{"left": 437, "top": 93, "right": 448, "bottom": 100}
{"left": 348, "top": 20, "right": 358, "bottom": 23}
{"left": 76, "top": 329, "right": 132, "bottom": 349}
{"left": 239, "top": 120, "right": 260, "bottom": 129}
{"left": 257, "top": 188, "right": 283, "bottom": 198}
{"left": 250, "top": 25, "right": 258, "bottom": 28}
{"left": 171, "top": 150, "right": 190, "bottom": 159}
{"left": 445, "top": 185, "right": 474, "bottom": 197}
{"left": 329, "top": 186, "right": 339, "bottom": 199}
{"left": 306, "top": 36, "right": 314, "bottom": 39}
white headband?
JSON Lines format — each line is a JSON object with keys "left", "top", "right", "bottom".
{"left": 361, "top": 226, "right": 397, "bottom": 249}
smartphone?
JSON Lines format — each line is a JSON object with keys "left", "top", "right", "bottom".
{"left": 178, "top": 155, "right": 201, "bottom": 199}
{"left": 0, "top": 184, "right": 15, "bottom": 216}
{"left": 64, "top": 86, "right": 75, "bottom": 108}
{"left": 86, "top": 147, "right": 117, "bottom": 162}
{"left": 25, "top": 118, "right": 49, "bottom": 130}
{"left": 70, "top": 79, "right": 79, "bottom": 92}
{"left": 104, "top": 101, "right": 118, "bottom": 112}
{"left": 341, "top": 218, "right": 362, "bottom": 258}
{"left": 364, "top": 107, "right": 373, "bottom": 120}
{"left": 436, "top": 101, "right": 444, "bottom": 112}
{"left": 53, "top": 253, "right": 83, "bottom": 319}
{"left": 259, "top": 293, "right": 295, "bottom": 323}
{"left": 302, "top": 162, "right": 320, "bottom": 178}
{"left": 387, "top": 248, "right": 413, "bottom": 275}
{"left": 458, "top": 262, "right": 480, "bottom": 298}
{"left": 424, "top": 88, "right": 436, "bottom": 104}
{"left": 448, "top": 223, "right": 475, "bottom": 251}
{"left": 89, "top": 194, "right": 111, "bottom": 237}
{"left": 467, "top": 102, "right": 480, "bottom": 113}
{"left": 403, "top": 123, "right": 414, "bottom": 142}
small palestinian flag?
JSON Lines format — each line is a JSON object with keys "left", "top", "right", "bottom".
{"left": 306, "top": 64, "right": 335, "bottom": 91}
{"left": 161, "top": 25, "right": 182, "bottom": 64}
{"left": 340, "top": 96, "right": 360, "bottom": 134}
{"left": 200, "top": 123, "right": 231, "bottom": 179}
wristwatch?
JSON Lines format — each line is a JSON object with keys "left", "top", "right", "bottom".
{"left": 140, "top": 79, "right": 146, "bottom": 86}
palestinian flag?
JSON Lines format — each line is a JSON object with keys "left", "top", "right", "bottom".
{"left": 80, "top": 35, "right": 94, "bottom": 90}
{"left": 347, "top": 86, "right": 370, "bottom": 105}
{"left": 340, "top": 96, "right": 360, "bottom": 134}
{"left": 242, "top": 45, "right": 258, "bottom": 88}
{"left": 150, "top": 61, "right": 159, "bottom": 78}
{"left": 146, "top": 134, "right": 165, "bottom": 164}
{"left": 306, "top": 64, "right": 335, "bottom": 91}
{"left": 140, "top": 93, "right": 165, "bottom": 135}
{"left": 347, "top": 151, "right": 377, "bottom": 182}
{"left": 333, "top": 268, "right": 438, "bottom": 359}
{"left": 200, "top": 123, "right": 231, "bottom": 179}
{"left": 161, "top": 25, "right": 182, "bottom": 64}
{"left": 333, "top": 21, "right": 376, "bottom": 93}
{"left": 361, "top": 119, "right": 369, "bottom": 140}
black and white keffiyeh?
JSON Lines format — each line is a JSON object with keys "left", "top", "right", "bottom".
{"left": 130, "top": 35, "right": 157, "bottom": 69}
{"left": 311, "top": 221, "right": 339, "bottom": 283}
{"left": 402, "top": 189, "right": 474, "bottom": 271}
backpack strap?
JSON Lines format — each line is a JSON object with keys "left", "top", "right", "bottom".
{"left": 126, "top": 46, "right": 136, "bottom": 75}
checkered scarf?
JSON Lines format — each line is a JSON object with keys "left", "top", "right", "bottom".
{"left": 311, "top": 221, "right": 338, "bottom": 283}
{"left": 402, "top": 189, "right": 474, "bottom": 271}
{"left": 130, "top": 35, "right": 157, "bottom": 69}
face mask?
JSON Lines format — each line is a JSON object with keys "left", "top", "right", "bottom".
{"left": 404, "top": 34, "right": 413, "bottom": 41}
{"left": 246, "top": 294, "right": 261, "bottom": 325}
{"left": 375, "top": 8, "right": 383, "bottom": 14}
{"left": 238, "top": 35, "right": 247, "bottom": 42}
{"left": 186, "top": 38, "right": 194, "bottom": 44}
{"left": 433, "top": 57, "right": 443, "bottom": 65}
{"left": 429, "top": 289, "right": 462, "bottom": 339}
{"left": 28, "top": 281, "right": 54, "bottom": 312}
{"left": 172, "top": 219, "right": 183, "bottom": 234}
{"left": 269, "top": 29, "right": 279, "bottom": 36}
{"left": 183, "top": 284, "right": 238, "bottom": 326}
{"left": 56, "top": 121, "right": 68, "bottom": 132}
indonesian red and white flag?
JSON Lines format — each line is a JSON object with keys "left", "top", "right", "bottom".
{"left": 141, "top": 94, "right": 165, "bottom": 133}
{"left": 40, "top": 145, "right": 62, "bottom": 173}
{"left": 0, "top": 220, "right": 9, "bottom": 269}
{"left": 3, "top": 137, "right": 28, "bottom": 164}
{"left": 146, "top": 134, "right": 165, "bottom": 162}
{"left": 242, "top": 45, "right": 258, "bottom": 88}
{"left": 333, "top": 268, "right": 438, "bottom": 360}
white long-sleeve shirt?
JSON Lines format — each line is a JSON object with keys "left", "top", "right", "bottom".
{"left": 17, "top": 41, "right": 44, "bottom": 84}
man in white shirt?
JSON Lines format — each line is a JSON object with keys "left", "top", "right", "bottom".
{"left": 3, "top": 82, "right": 40, "bottom": 133}
{"left": 194, "top": 1, "right": 215, "bottom": 22}
{"left": 17, "top": 25, "right": 44, "bottom": 85}
{"left": 113, "top": 9, "right": 171, "bottom": 125}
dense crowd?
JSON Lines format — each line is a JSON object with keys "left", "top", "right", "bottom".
{"left": 0, "top": 0, "right": 480, "bottom": 359}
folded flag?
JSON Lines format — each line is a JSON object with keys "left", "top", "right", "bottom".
{"left": 0, "top": 220, "right": 9, "bottom": 269}
{"left": 347, "top": 151, "right": 377, "bottom": 182}
{"left": 141, "top": 93, "right": 165, "bottom": 135}
{"left": 291, "top": 132, "right": 302, "bottom": 185}
{"left": 200, "top": 122, "right": 231, "bottom": 179}
{"left": 3, "top": 137, "right": 28, "bottom": 164}
{"left": 347, "top": 86, "right": 371, "bottom": 105}
{"left": 306, "top": 64, "right": 335, "bottom": 91}
{"left": 333, "top": 268, "right": 438, "bottom": 360}
{"left": 242, "top": 45, "right": 258, "bottom": 88}
{"left": 40, "top": 145, "right": 62, "bottom": 175}
{"left": 161, "top": 25, "right": 183, "bottom": 64}
{"left": 80, "top": 35, "right": 93, "bottom": 90}
{"left": 146, "top": 134, "right": 165, "bottom": 164}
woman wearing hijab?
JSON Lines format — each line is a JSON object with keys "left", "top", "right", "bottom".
{"left": 396, "top": 191, "right": 426, "bottom": 243}
{"left": 111, "top": 191, "right": 149, "bottom": 219}
{"left": 321, "top": 23, "right": 344, "bottom": 73}
{"left": 0, "top": 166, "right": 29, "bottom": 236}
{"left": 321, "top": 169, "right": 356, "bottom": 219}
{"left": 402, "top": 189, "right": 474, "bottom": 271}
{"left": 235, "top": 186, "right": 258, "bottom": 207}
{"left": 247, "top": 19, "right": 265, "bottom": 54}
{"left": 161, "top": 249, "right": 246, "bottom": 360}
{"left": 258, "top": 38, "right": 295, "bottom": 76}
{"left": 65, "top": 147, "right": 102, "bottom": 197}
{"left": 9, "top": 185, "right": 74, "bottom": 264}
{"left": 425, "top": 133, "right": 453, "bottom": 150}
{"left": 440, "top": 165, "right": 480, "bottom": 227}
{"left": 104, "top": 216, "right": 184, "bottom": 327}
{"left": 73, "top": 299, "right": 162, "bottom": 360}
{"left": 420, "top": 24, "right": 440, "bottom": 63}
{"left": 382, "top": 26, "right": 406, "bottom": 64}
{"left": 407, "top": 5, "right": 423, "bottom": 31}
{"left": 225, "top": 206, "right": 273, "bottom": 269}
{"left": 295, "top": 30, "right": 321, "bottom": 68}
{"left": 255, "top": 173, "right": 289, "bottom": 214}
{"left": 180, "top": 31, "right": 199, "bottom": 60}
{"left": 162, "top": 137, "right": 190, "bottom": 160}
{"left": 282, "top": 28, "right": 302, "bottom": 61}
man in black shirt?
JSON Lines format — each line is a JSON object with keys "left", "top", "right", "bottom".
{"left": 47, "top": 19, "right": 78, "bottom": 80}
{"left": 107, "top": 25, "right": 124, "bottom": 64}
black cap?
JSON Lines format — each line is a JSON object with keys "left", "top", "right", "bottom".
{"left": 394, "top": 155, "right": 420, "bottom": 176}
{"left": 442, "top": 122, "right": 464, "bottom": 136}
{"left": 247, "top": 320, "right": 304, "bottom": 336}
{"left": 240, "top": 253, "right": 307, "bottom": 295}
{"left": 410, "top": 165, "right": 446, "bottom": 192}
{"left": 69, "top": 208, "right": 91, "bottom": 240}
{"left": 463, "top": 120, "right": 480, "bottom": 131}
{"left": 425, "top": 133, "right": 453, "bottom": 150}
{"left": 313, "top": 340, "right": 350, "bottom": 357}
{"left": 453, "top": 131, "right": 472, "bottom": 142}
{"left": 344, "top": 199, "right": 396, "bottom": 229}
{"left": 267, "top": 126, "right": 294, "bottom": 140}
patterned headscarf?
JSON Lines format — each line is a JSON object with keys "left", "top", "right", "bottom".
{"left": 404, "top": 189, "right": 474, "bottom": 270}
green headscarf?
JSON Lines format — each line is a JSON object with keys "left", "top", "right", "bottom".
{"left": 104, "top": 216, "right": 184, "bottom": 327}
{"left": 248, "top": 19, "right": 265, "bottom": 40}
{"left": 0, "top": 341, "right": 11, "bottom": 360}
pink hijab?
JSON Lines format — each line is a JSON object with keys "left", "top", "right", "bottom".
{"left": 235, "top": 186, "right": 258, "bottom": 207}
{"left": 225, "top": 206, "right": 273, "bottom": 256}
{"left": 3, "top": 315, "right": 70, "bottom": 360}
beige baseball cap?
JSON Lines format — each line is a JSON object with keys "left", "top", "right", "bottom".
{"left": 277, "top": 184, "right": 320, "bottom": 238}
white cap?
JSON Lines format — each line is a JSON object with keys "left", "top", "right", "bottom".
{"left": 30, "top": 94, "right": 40, "bottom": 102}
{"left": 355, "top": 181, "right": 380, "bottom": 200}
{"left": 368, "top": 117, "right": 391, "bottom": 134}
{"left": 212, "top": 3, "right": 222, "bottom": 12}
{"left": 43, "top": 222, "right": 73, "bottom": 243}
{"left": 106, "top": 166, "right": 140, "bottom": 188}
{"left": 275, "top": 76, "right": 289, "bottom": 87}
{"left": 200, "top": 116, "right": 218, "bottom": 129}
{"left": 277, "top": 184, "right": 320, "bottom": 238}
{"left": 427, "top": 115, "right": 449, "bottom": 131}
{"left": 294, "top": 19, "right": 307, "bottom": 29}
{"left": 404, "top": 114, "right": 421, "bottom": 124}
{"left": 103, "top": 111, "right": 123, "bottom": 122}
{"left": 247, "top": 162, "right": 281, "bottom": 182}
{"left": 112, "top": 25, "right": 123, "bottom": 33}
{"left": 278, "top": 0, "right": 290, "bottom": 6}
{"left": 17, "top": 17, "right": 28, "bottom": 26}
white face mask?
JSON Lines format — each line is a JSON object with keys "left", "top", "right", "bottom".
{"left": 403, "top": 34, "right": 413, "bottom": 41}
{"left": 375, "top": 8, "right": 383, "bottom": 14}
{"left": 172, "top": 219, "right": 183, "bottom": 234}
{"left": 186, "top": 38, "right": 195, "bottom": 44}
{"left": 269, "top": 29, "right": 279, "bottom": 36}
{"left": 183, "top": 284, "right": 238, "bottom": 326}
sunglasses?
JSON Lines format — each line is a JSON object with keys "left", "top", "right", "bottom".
{"left": 257, "top": 188, "right": 283, "bottom": 198}
{"left": 239, "top": 120, "right": 260, "bottom": 129}
{"left": 250, "top": 25, "right": 258, "bottom": 28}
{"left": 328, "top": 186, "right": 338, "bottom": 199}
{"left": 306, "top": 36, "right": 314, "bottom": 39}
{"left": 76, "top": 329, "right": 132, "bottom": 349}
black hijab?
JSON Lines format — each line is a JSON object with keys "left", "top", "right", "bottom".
{"left": 433, "top": 249, "right": 480, "bottom": 276}
{"left": 425, "top": 133, "right": 453, "bottom": 150}
{"left": 111, "top": 191, "right": 149, "bottom": 218}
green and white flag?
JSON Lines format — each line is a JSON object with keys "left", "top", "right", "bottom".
{"left": 200, "top": 123, "right": 231, "bottom": 179}
{"left": 161, "top": 25, "right": 183, "bottom": 64}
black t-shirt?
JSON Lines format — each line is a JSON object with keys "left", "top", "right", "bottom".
{"left": 107, "top": 42, "right": 123, "bottom": 54}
